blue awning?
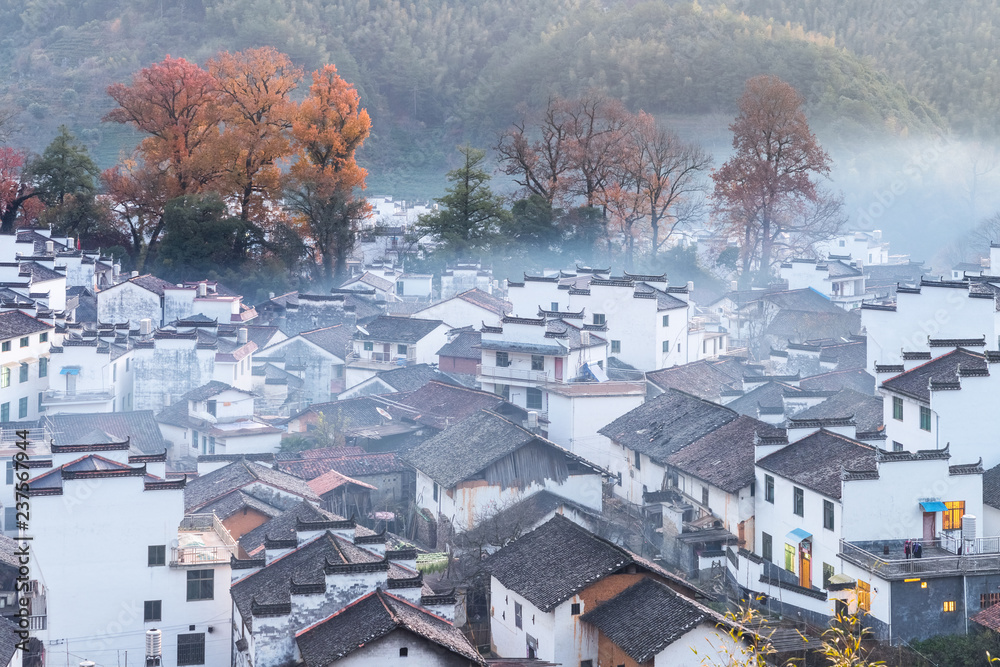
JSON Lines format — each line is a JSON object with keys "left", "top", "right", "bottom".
{"left": 920, "top": 501, "right": 948, "bottom": 512}
{"left": 786, "top": 528, "right": 812, "bottom": 543}
{"left": 59, "top": 368, "right": 79, "bottom": 375}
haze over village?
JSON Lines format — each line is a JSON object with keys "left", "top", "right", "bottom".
{"left": 5, "top": 3, "right": 1000, "bottom": 667}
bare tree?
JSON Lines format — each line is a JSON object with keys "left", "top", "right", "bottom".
{"left": 495, "top": 99, "right": 576, "bottom": 207}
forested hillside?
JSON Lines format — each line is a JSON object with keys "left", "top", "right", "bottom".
{"left": 0, "top": 0, "right": 944, "bottom": 195}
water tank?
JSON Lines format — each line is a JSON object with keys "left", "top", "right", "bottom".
{"left": 146, "top": 628, "right": 162, "bottom": 657}
{"left": 527, "top": 411, "right": 539, "bottom": 429}
{"left": 581, "top": 331, "right": 591, "bottom": 346}
{"left": 963, "top": 515, "right": 977, "bottom": 553}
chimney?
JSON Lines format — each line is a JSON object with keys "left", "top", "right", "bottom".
{"left": 139, "top": 318, "right": 152, "bottom": 335}
{"left": 197, "top": 282, "right": 208, "bottom": 297}
{"left": 66, "top": 237, "right": 74, "bottom": 250}
{"left": 237, "top": 328, "right": 248, "bottom": 345}
{"left": 44, "top": 240, "right": 54, "bottom": 254}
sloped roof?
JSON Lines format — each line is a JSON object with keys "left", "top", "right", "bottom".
{"left": 373, "top": 363, "right": 450, "bottom": 393}
{"left": 645, "top": 358, "right": 746, "bottom": 401}
{"left": 184, "top": 459, "right": 319, "bottom": 512}
{"left": 436, "top": 330, "right": 482, "bottom": 360}
{"left": 982, "top": 463, "right": 1000, "bottom": 511}
{"left": 725, "top": 382, "right": 800, "bottom": 417}
{"left": 127, "top": 274, "right": 176, "bottom": 296}
{"left": 183, "top": 380, "right": 253, "bottom": 402}
{"left": 666, "top": 416, "right": 779, "bottom": 493}
{"left": 239, "top": 500, "right": 342, "bottom": 555}
{"left": 598, "top": 389, "right": 738, "bottom": 463}
{"left": 403, "top": 410, "right": 594, "bottom": 488}
{"left": 21, "top": 261, "right": 63, "bottom": 282}
{"left": 0, "top": 309, "right": 51, "bottom": 340}
{"left": 197, "top": 489, "right": 286, "bottom": 522}
{"left": 295, "top": 590, "right": 486, "bottom": 666}
{"left": 244, "top": 325, "right": 283, "bottom": 350}
{"left": 799, "top": 369, "right": 876, "bottom": 394}
{"left": 455, "top": 288, "right": 511, "bottom": 315}
{"left": 308, "top": 468, "right": 377, "bottom": 496}
{"left": 357, "top": 316, "right": 444, "bottom": 343}
{"left": 301, "top": 324, "right": 353, "bottom": 358}
{"left": 792, "top": 389, "right": 883, "bottom": 434}
{"left": 387, "top": 380, "right": 519, "bottom": 429}
{"left": 762, "top": 288, "right": 844, "bottom": 313}
{"left": 881, "top": 348, "right": 987, "bottom": 402}
{"left": 581, "top": 577, "right": 713, "bottom": 663}
{"left": 48, "top": 411, "right": 165, "bottom": 454}
{"left": 765, "top": 310, "right": 862, "bottom": 342}
{"left": 972, "top": 602, "right": 1000, "bottom": 632}
{"left": 757, "top": 429, "right": 876, "bottom": 499}
{"left": 483, "top": 515, "right": 698, "bottom": 612}
{"left": 0, "top": 616, "right": 20, "bottom": 667}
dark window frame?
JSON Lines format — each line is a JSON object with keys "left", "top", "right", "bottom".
{"left": 144, "top": 600, "right": 162, "bottom": 622}
{"left": 177, "top": 633, "right": 205, "bottom": 666}
{"left": 186, "top": 569, "right": 214, "bottom": 601}
{"left": 764, "top": 475, "right": 774, "bottom": 503}
{"left": 823, "top": 499, "right": 835, "bottom": 531}
{"left": 793, "top": 487, "right": 804, "bottom": 517}
{"left": 148, "top": 545, "right": 166, "bottom": 567}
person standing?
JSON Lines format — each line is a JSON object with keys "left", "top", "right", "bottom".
{"left": 904, "top": 540, "right": 911, "bottom": 560}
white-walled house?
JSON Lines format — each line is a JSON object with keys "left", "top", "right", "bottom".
{"left": 403, "top": 410, "right": 605, "bottom": 539}
{"left": 27, "top": 439, "right": 232, "bottom": 667}
{"left": 44, "top": 327, "right": 134, "bottom": 414}
{"left": 256, "top": 325, "right": 352, "bottom": 406}
{"left": 413, "top": 288, "right": 509, "bottom": 330}
{"left": 779, "top": 258, "right": 867, "bottom": 310}
{"left": 485, "top": 516, "right": 725, "bottom": 666}
{"left": 345, "top": 316, "right": 449, "bottom": 389}
{"left": 0, "top": 310, "right": 54, "bottom": 422}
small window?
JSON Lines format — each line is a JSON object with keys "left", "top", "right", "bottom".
{"left": 893, "top": 396, "right": 903, "bottom": 420}
{"left": 18, "top": 363, "right": 27, "bottom": 383}
{"left": 581, "top": 661, "right": 593, "bottom": 667}
{"left": 531, "top": 355, "right": 544, "bottom": 371}
{"left": 0, "top": 368, "right": 8, "bottom": 389}
{"left": 893, "top": 441, "right": 904, "bottom": 452}
{"left": 207, "top": 400, "right": 217, "bottom": 417}
{"left": 39, "top": 333, "right": 47, "bottom": 343}
{"left": 38, "top": 357, "right": 46, "bottom": 378}
{"left": 4, "top": 462, "right": 11, "bottom": 485}
{"left": 148, "top": 545, "right": 166, "bottom": 567}
{"left": 592, "top": 313, "right": 605, "bottom": 326}
{"left": 824, "top": 500, "right": 835, "bottom": 531}
{"left": 515, "top": 601, "right": 523, "bottom": 629}
{"left": 363, "top": 341, "right": 374, "bottom": 351}
{"left": 920, "top": 406, "right": 932, "bottom": 432}
{"left": 177, "top": 633, "right": 206, "bottom": 666}
{"left": 761, "top": 532, "right": 772, "bottom": 562}
{"left": 610, "top": 340, "right": 621, "bottom": 354}
{"left": 112, "top": 363, "right": 117, "bottom": 382}
{"left": 943, "top": 600, "right": 956, "bottom": 612}
{"left": 765, "top": 475, "right": 774, "bottom": 503}
{"left": 526, "top": 387, "right": 543, "bottom": 410}
{"left": 823, "top": 563, "right": 835, "bottom": 590}
{"left": 701, "top": 486, "right": 709, "bottom": 506}
{"left": 144, "top": 600, "right": 162, "bottom": 622}
{"left": 943, "top": 501, "right": 965, "bottom": 530}
{"left": 662, "top": 340, "right": 670, "bottom": 353}
{"left": 0, "top": 403, "right": 8, "bottom": 421}
{"left": 3, "top": 507, "right": 14, "bottom": 532}
{"left": 550, "top": 301, "right": 559, "bottom": 312}
{"left": 399, "top": 647, "right": 408, "bottom": 657}
{"left": 186, "top": 570, "right": 214, "bottom": 601}
{"left": 432, "top": 482, "right": 439, "bottom": 502}
{"left": 793, "top": 487, "right": 804, "bottom": 517}
{"left": 396, "top": 281, "right": 404, "bottom": 295}
{"left": 634, "top": 451, "right": 641, "bottom": 471}
{"left": 750, "top": 481, "right": 755, "bottom": 497}
{"left": 858, "top": 581, "right": 871, "bottom": 612}
{"left": 0, "top": 342, "right": 8, "bottom": 352}
{"left": 496, "top": 351, "right": 510, "bottom": 368}
{"left": 19, "top": 337, "right": 28, "bottom": 348}
{"left": 784, "top": 544, "right": 795, "bottom": 572}
{"left": 662, "top": 314, "right": 669, "bottom": 327}
{"left": 17, "top": 397, "right": 26, "bottom": 419}
{"left": 495, "top": 383, "right": 510, "bottom": 400}
{"left": 397, "top": 344, "right": 407, "bottom": 355}
{"left": 571, "top": 603, "right": 581, "bottom": 615}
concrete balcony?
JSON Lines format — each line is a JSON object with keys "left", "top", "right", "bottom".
{"left": 347, "top": 350, "right": 417, "bottom": 371}
{"left": 170, "top": 513, "right": 238, "bottom": 567}
{"left": 839, "top": 537, "right": 1000, "bottom": 580}
{"left": 477, "top": 364, "right": 549, "bottom": 384}
{"left": 41, "top": 389, "right": 115, "bottom": 407}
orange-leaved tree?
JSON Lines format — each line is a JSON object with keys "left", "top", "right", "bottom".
{"left": 711, "top": 75, "right": 843, "bottom": 279}
{"left": 0, "top": 147, "right": 43, "bottom": 234}
{"left": 285, "top": 64, "right": 371, "bottom": 285}
{"left": 208, "top": 47, "right": 302, "bottom": 230}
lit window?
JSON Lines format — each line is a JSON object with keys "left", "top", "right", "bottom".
{"left": 784, "top": 544, "right": 795, "bottom": 572}
{"left": 943, "top": 600, "right": 956, "bottom": 612}
{"left": 858, "top": 581, "right": 871, "bottom": 611}
{"left": 943, "top": 501, "right": 965, "bottom": 530}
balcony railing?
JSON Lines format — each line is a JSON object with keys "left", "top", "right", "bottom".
{"left": 477, "top": 364, "right": 549, "bottom": 383}
{"left": 839, "top": 538, "right": 1000, "bottom": 580}
{"left": 170, "top": 513, "right": 238, "bottom": 567}
{"left": 347, "top": 350, "right": 417, "bottom": 369}
{"left": 42, "top": 389, "right": 115, "bottom": 404}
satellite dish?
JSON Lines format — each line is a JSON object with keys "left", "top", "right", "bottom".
{"left": 376, "top": 407, "right": 393, "bottom": 420}
{"left": 356, "top": 325, "right": 369, "bottom": 336}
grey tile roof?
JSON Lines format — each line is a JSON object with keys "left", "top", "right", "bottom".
{"left": 239, "top": 499, "right": 341, "bottom": 555}
{"left": 374, "top": 363, "right": 451, "bottom": 393}
{"left": 757, "top": 429, "right": 876, "bottom": 499}
{"left": 244, "top": 325, "right": 282, "bottom": 350}
{"left": 197, "top": 489, "right": 286, "bottom": 522}
{"left": 21, "top": 261, "right": 63, "bottom": 282}
{"left": 279, "top": 451, "right": 408, "bottom": 480}
{"left": 184, "top": 380, "right": 252, "bottom": 402}
{"left": 799, "top": 369, "right": 876, "bottom": 394}
{"left": 881, "top": 348, "right": 987, "bottom": 402}
{"left": 357, "top": 316, "right": 444, "bottom": 343}
{"left": 725, "top": 382, "right": 800, "bottom": 417}
{"left": 645, "top": 358, "right": 746, "bottom": 401}
{"left": 301, "top": 324, "right": 354, "bottom": 357}
{"left": 0, "top": 309, "right": 51, "bottom": 340}
{"left": 821, "top": 340, "right": 867, "bottom": 371}
{"left": 296, "top": 589, "right": 486, "bottom": 666}
{"left": 983, "top": 463, "right": 1000, "bottom": 510}
{"left": 483, "top": 515, "right": 698, "bottom": 612}
{"left": 128, "top": 273, "right": 176, "bottom": 296}
{"left": 184, "top": 459, "right": 319, "bottom": 512}
{"left": 792, "top": 389, "right": 883, "bottom": 434}
{"left": 581, "top": 577, "right": 711, "bottom": 663}
{"left": 455, "top": 288, "right": 511, "bottom": 316}
{"left": 762, "top": 288, "right": 844, "bottom": 313}
{"left": 666, "top": 415, "right": 778, "bottom": 493}
{"left": 598, "top": 389, "right": 738, "bottom": 464}
{"left": 765, "top": 310, "right": 862, "bottom": 343}
{"left": 387, "top": 380, "right": 521, "bottom": 429}
{"left": 478, "top": 339, "right": 566, "bottom": 356}
{"left": 826, "top": 260, "right": 862, "bottom": 278}
{"left": 403, "top": 410, "right": 594, "bottom": 488}
{"left": 0, "top": 615, "right": 19, "bottom": 666}
{"left": 47, "top": 411, "right": 165, "bottom": 454}
{"left": 436, "top": 330, "right": 481, "bottom": 359}
{"left": 0, "top": 534, "right": 20, "bottom": 569}
{"left": 545, "top": 319, "right": 606, "bottom": 350}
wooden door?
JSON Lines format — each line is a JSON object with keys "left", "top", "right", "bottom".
{"left": 923, "top": 512, "right": 935, "bottom": 541}
{"left": 554, "top": 357, "right": 563, "bottom": 381}
{"left": 799, "top": 541, "right": 811, "bottom": 588}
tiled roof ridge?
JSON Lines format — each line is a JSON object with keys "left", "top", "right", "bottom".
{"left": 293, "top": 589, "right": 380, "bottom": 638}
